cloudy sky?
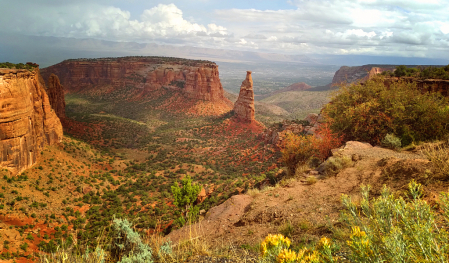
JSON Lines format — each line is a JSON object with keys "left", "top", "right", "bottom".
{"left": 1, "top": 0, "right": 449, "bottom": 59}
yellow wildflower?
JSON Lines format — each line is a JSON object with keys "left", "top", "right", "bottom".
{"left": 276, "top": 249, "right": 297, "bottom": 263}
{"left": 318, "top": 237, "right": 331, "bottom": 248}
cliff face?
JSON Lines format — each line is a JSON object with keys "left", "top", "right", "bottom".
{"left": 41, "top": 57, "right": 231, "bottom": 103}
{"left": 331, "top": 65, "right": 396, "bottom": 86}
{"left": 233, "top": 71, "right": 255, "bottom": 122}
{"left": 46, "top": 74, "right": 66, "bottom": 119}
{"left": 0, "top": 68, "right": 63, "bottom": 175}
{"left": 184, "top": 65, "right": 225, "bottom": 101}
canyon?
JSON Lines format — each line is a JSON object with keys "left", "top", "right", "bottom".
{"left": 0, "top": 67, "right": 63, "bottom": 175}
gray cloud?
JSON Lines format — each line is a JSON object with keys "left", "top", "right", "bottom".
{"left": 0, "top": 0, "right": 448, "bottom": 58}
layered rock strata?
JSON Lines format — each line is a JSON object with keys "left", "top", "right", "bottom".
{"left": 0, "top": 68, "right": 63, "bottom": 175}
{"left": 233, "top": 71, "right": 255, "bottom": 122}
{"left": 41, "top": 57, "right": 231, "bottom": 104}
{"left": 46, "top": 74, "right": 66, "bottom": 119}
{"left": 331, "top": 65, "right": 396, "bottom": 86}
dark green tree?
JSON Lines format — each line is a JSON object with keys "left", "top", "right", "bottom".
{"left": 171, "top": 176, "right": 201, "bottom": 227}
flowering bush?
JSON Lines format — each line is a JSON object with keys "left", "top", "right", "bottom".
{"left": 259, "top": 234, "right": 337, "bottom": 263}
{"left": 260, "top": 180, "right": 449, "bottom": 262}
{"left": 341, "top": 180, "right": 449, "bottom": 262}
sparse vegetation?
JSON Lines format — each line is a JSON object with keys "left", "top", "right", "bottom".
{"left": 259, "top": 180, "right": 449, "bottom": 262}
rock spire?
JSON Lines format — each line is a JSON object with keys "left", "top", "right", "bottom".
{"left": 233, "top": 71, "right": 255, "bottom": 122}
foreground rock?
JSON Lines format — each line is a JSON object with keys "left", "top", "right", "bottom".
{"left": 0, "top": 68, "right": 63, "bottom": 175}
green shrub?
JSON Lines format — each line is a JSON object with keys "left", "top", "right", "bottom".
{"left": 381, "top": 133, "right": 402, "bottom": 150}
{"left": 111, "top": 218, "right": 153, "bottom": 263}
{"left": 259, "top": 180, "right": 449, "bottom": 262}
{"left": 341, "top": 180, "right": 449, "bottom": 262}
{"left": 324, "top": 77, "right": 449, "bottom": 145}
{"left": 171, "top": 176, "right": 201, "bottom": 227}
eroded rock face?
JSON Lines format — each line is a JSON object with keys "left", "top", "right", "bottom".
{"left": 0, "top": 68, "right": 63, "bottom": 175}
{"left": 41, "top": 57, "right": 232, "bottom": 116}
{"left": 184, "top": 65, "right": 226, "bottom": 101}
{"left": 41, "top": 57, "right": 230, "bottom": 103}
{"left": 46, "top": 74, "right": 66, "bottom": 119}
{"left": 331, "top": 65, "right": 396, "bottom": 86}
{"left": 233, "top": 71, "right": 255, "bottom": 122}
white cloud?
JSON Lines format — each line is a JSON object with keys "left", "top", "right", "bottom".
{"left": 1, "top": 0, "right": 449, "bottom": 58}
{"left": 0, "top": 2, "right": 228, "bottom": 43}
{"left": 213, "top": 0, "right": 449, "bottom": 57}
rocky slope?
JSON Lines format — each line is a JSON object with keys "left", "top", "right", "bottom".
{"left": 167, "top": 141, "right": 438, "bottom": 253}
{"left": 0, "top": 68, "right": 63, "bottom": 175}
{"left": 41, "top": 57, "right": 233, "bottom": 115}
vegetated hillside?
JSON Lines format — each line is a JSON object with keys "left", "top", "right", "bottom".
{"left": 261, "top": 90, "right": 332, "bottom": 119}
{"left": 0, "top": 59, "right": 286, "bottom": 263}
{"left": 0, "top": 109, "right": 283, "bottom": 262}
{"left": 167, "top": 74, "right": 449, "bottom": 262}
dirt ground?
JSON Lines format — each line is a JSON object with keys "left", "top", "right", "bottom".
{"left": 167, "top": 141, "right": 447, "bottom": 251}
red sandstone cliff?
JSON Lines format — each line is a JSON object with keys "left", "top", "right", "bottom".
{"left": 41, "top": 57, "right": 232, "bottom": 115}
{"left": 233, "top": 71, "right": 255, "bottom": 122}
{"left": 0, "top": 68, "right": 63, "bottom": 175}
{"left": 46, "top": 74, "right": 66, "bottom": 119}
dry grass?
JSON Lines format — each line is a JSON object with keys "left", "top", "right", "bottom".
{"left": 306, "top": 176, "right": 318, "bottom": 185}
{"left": 247, "top": 188, "right": 261, "bottom": 197}
{"left": 38, "top": 221, "right": 211, "bottom": 263}
{"left": 294, "top": 163, "right": 310, "bottom": 178}
{"left": 420, "top": 141, "right": 449, "bottom": 178}
{"left": 323, "top": 156, "right": 353, "bottom": 176}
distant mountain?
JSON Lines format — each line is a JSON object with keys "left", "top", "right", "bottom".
{"left": 0, "top": 33, "right": 316, "bottom": 67}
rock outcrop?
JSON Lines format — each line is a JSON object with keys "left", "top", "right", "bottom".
{"left": 41, "top": 57, "right": 232, "bottom": 116}
{"left": 233, "top": 71, "right": 255, "bottom": 122}
{"left": 184, "top": 65, "right": 225, "bottom": 101}
{"left": 381, "top": 77, "right": 449, "bottom": 98}
{"left": 41, "top": 57, "right": 230, "bottom": 102}
{"left": 331, "top": 65, "right": 396, "bottom": 86}
{"left": 0, "top": 68, "right": 63, "bottom": 175}
{"left": 46, "top": 74, "right": 66, "bottom": 119}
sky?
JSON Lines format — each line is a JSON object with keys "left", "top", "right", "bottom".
{"left": 1, "top": 0, "right": 449, "bottom": 61}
